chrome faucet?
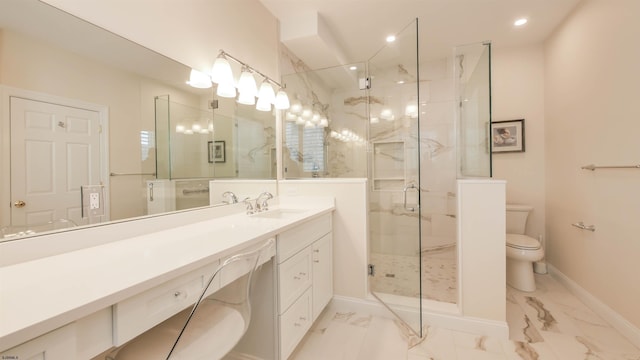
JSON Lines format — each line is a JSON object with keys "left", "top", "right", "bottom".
{"left": 222, "top": 191, "right": 238, "bottom": 204}
{"left": 243, "top": 197, "right": 255, "bottom": 215}
{"left": 255, "top": 192, "right": 273, "bottom": 212}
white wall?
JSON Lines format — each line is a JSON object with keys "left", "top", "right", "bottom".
{"left": 545, "top": 0, "right": 640, "bottom": 328}
{"left": 492, "top": 44, "right": 546, "bottom": 242}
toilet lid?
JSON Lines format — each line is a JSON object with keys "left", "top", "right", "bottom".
{"left": 506, "top": 234, "right": 541, "bottom": 250}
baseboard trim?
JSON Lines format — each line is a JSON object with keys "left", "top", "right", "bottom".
{"left": 548, "top": 264, "right": 640, "bottom": 349}
{"left": 330, "top": 295, "right": 509, "bottom": 339}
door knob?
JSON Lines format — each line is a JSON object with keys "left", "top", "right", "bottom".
{"left": 13, "top": 200, "right": 26, "bottom": 208}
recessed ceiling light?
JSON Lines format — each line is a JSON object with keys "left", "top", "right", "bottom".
{"left": 349, "top": 66, "right": 357, "bottom": 70}
{"left": 514, "top": 18, "right": 528, "bottom": 27}
{"left": 386, "top": 35, "right": 396, "bottom": 43}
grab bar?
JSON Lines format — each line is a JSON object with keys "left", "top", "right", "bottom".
{"left": 182, "top": 188, "right": 209, "bottom": 195}
{"left": 581, "top": 164, "right": 640, "bottom": 171}
{"left": 402, "top": 183, "right": 419, "bottom": 212}
{"left": 110, "top": 172, "right": 156, "bottom": 176}
{"left": 572, "top": 222, "right": 596, "bottom": 232}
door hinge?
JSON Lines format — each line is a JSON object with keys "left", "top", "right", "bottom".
{"left": 368, "top": 264, "right": 375, "bottom": 276}
{"left": 359, "top": 77, "right": 371, "bottom": 90}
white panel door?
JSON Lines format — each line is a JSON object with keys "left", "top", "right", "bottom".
{"left": 10, "top": 97, "right": 102, "bottom": 227}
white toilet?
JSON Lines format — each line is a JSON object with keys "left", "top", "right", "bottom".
{"left": 506, "top": 204, "right": 544, "bottom": 292}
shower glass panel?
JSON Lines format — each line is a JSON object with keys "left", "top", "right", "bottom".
{"left": 368, "top": 19, "right": 423, "bottom": 336}
{"left": 154, "top": 96, "right": 215, "bottom": 180}
{"left": 455, "top": 42, "right": 492, "bottom": 177}
{"left": 281, "top": 63, "right": 368, "bottom": 178}
{"left": 231, "top": 110, "right": 277, "bottom": 179}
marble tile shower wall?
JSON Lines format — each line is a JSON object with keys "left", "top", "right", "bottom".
{"left": 280, "top": 46, "right": 367, "bottom": 178}
{"left": 236, "top": 116, "right": 275, "bottom": 178}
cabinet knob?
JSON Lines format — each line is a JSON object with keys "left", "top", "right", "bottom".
{"left": 313, "top": 260, "right": 320, "bottom": 263}
{"left": 299, "top": 272, "right": 306, "bottom": 276}
{"left": 294, "top": 322, "right": 301, "bottom": 327}
{"left": 174, "top": 291, "right": 182, "bottom": 297}
{"left": 313, "top": 249, "right": 320, "bottom": 253}
{"left": 299, "top": 316, "right": 307, "bottom": 321}
{"left": 294, "top": 276, "right": 301, "bottom": 280}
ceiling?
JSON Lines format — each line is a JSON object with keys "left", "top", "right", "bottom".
{"left": 259, "top": 0, "right": 583, "bottom": 69}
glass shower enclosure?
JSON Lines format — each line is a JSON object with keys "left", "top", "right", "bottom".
{"left": 280, "top": 20, "right": 492, "bottom": 337}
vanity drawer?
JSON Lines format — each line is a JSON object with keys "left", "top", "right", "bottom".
{"left": 278, "top": 213, "right": 331, "bottom": 263}
{"left": 113, "top": 261, "right": 219, "bottom": 346}
{"left": 0, "top": 323, "right": 76, "bottom": 360}
{"left": 278, "top": 246, "right": 312, "bottom": 313}
{"left": 279, "top": 288, "right": 312, "bottom": 360}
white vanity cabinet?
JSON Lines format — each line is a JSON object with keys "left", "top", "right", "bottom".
{"left": 276, "top": 213, "right": 333, "bottom": 359}
{"left": 0, "top": 324, "right": 77, "bottom": 360}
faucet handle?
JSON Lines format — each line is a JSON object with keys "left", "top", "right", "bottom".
{"left": 256, "top": 192, "right": 273, "bottom": 212}
{"left": 243, "top": 197, "right": 254, "bottom": 214}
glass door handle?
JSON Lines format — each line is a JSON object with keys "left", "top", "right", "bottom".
{"left": 402, "top": 183, "right": 418, "bottom": 212}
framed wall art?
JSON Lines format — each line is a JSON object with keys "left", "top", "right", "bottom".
{"left": 491, "top": 119, "right": 525, "bottom": 153}
{"left": 208, "top": 140, "right": 226, "bottom": 163}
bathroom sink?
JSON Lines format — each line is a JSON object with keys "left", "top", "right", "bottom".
{"left": 250, "top": 208, "right": 306, "bottom": 219}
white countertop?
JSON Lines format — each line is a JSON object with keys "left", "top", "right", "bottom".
{"left": 0, "top": 199, "right": 334, "bottom": 351}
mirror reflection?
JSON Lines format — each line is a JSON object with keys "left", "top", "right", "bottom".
{"left": 0, "top": 0, "right": 276, "bottom": 240}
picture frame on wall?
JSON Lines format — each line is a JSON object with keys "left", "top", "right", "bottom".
{"left": 491, "top": 119, "right": 525, "bottom": 153}
{"left": 208, "top": 140, "right": 226, "bottom": 163}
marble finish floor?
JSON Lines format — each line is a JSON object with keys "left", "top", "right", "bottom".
{"left": 369, "top": 246, "right": 457, "bottom": 304}
{"left": 290, "top": 274, "right": 640, "bottom": 360}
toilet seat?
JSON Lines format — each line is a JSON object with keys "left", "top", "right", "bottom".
{"left": 506, "top": 234, "right": 541, "bottom": 250}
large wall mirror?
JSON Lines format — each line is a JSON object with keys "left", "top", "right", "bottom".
{"left": 0, "top": 0, "right": 276, "bottom": 242}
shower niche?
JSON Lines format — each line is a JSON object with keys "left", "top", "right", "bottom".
{"left": 372, "top": 141, "right": 406, "bottom": 191}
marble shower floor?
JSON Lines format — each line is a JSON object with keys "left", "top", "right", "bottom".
{"left": 290, "top": 274, "right": 640, "bottom": 360}
{"left": 369, "top": 246, "right": 457, "bottom": 304}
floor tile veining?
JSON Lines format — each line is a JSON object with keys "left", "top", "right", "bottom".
{"left": 291, "top": 274, "right": 640, "bottom": 360}
{"left": 369, "top": 245, "right": 458, "bottom": 304}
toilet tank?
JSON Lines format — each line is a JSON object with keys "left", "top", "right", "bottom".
{"left": 506, "top": 204, "right": 533, "bottom": 234}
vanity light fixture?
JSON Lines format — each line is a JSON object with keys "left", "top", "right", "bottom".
{"left": 187, "top": 69, "right": 212, "bottom": 89}
{"left": 289, "top": 99, "right": 303, "bottom": 114}
{"left": 209, "top": 50, "right": 290, "bottom": 111}
{"left": 211, "top": 53, "right": 234, "bottom": 85}
{"left": 275, "top": 88, "right": 291, "bottom": 109}
{"left": 216, "top": 81, "right": 237, "bottom": 98}
{"left": 237, "top": 66, "right": 258, "bottom": 105}
{"left": 301, "top": 106, "right": 313, "bottom": 120}
{"left": 386, "top": 35, "right": 396, "bottom": 43}
{"left": 285, "top": 111, "right": 298, "bottom": 121}
{"left": 256, "top": 79, "right": 276, "bottom": 109}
